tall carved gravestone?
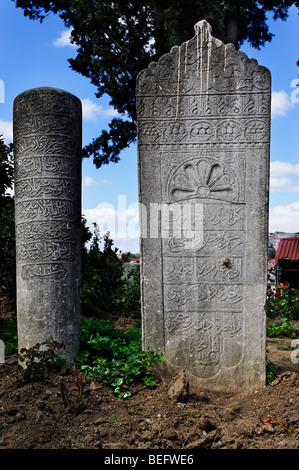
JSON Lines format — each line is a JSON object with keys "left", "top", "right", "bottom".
{"left": 136, "top": 21, "right": 271, "bottom": 390}
{"left": 13, "top": 87, "right": 82, "bottom": 367}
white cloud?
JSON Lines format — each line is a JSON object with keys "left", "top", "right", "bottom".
{"left": 269, "top": 202, "right": 299, "bottom": 233}
{"left": 81, "top": 98, "right": 119, "bottom": 122}
{"left": 270, "top": 161, "right": 299, "bottom": 193}
{"left": 53, "top": 28, "right": 76, "bottom": 48}
{"left": 271, "top": 90, "right": 294, "bottom": 118}
{"left": 103, "top": 107, "right": 121, "bottom": 117}
{"left": 0, "top": 120, "right": 13, "bottom": 142}
{"left": 83, "top": 176, "right": 113, "bottom": 188}
{"left": 100, "top": 179, "right": 113, "bottom": 187}
{"left": 82, "top": 201, "right": 140, "bottom": 251}
{"left": 270, "top": 176, "right": 299, "bottom": 193}
{"left": 83, "top": 176, "right": 99, "bottom": 187}
{"left": 270, "top": 161, "right": 299, "bottom": 177}
{"left": 83, "top": 203, "right": 139, "bottom": 232}
{"left": 5, "top": 185, "right": 14, "bottom": 197}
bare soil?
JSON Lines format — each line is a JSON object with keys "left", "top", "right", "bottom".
{"left": 0, "top": 331, "right": 298, "bottom": 452}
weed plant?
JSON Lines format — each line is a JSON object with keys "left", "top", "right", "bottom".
{"left": 74, "top": 317, "right": 163, "bottom": 399}
{"left": 266, "top": 317, "right": 296, "bottom": 338}
{"left": 0, "top": 316, "right": 162, "bottom": 398}
{"left": 3, "top": 280, "right": 298, "bottom": 391}
{"left": 266, "top": 357, "right": 276, "bottom": 384}
{"left": 16, "top": 337, "right": 67, "bottom": 382}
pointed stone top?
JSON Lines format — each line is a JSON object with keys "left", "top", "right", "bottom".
{"left": 194, "top": 19, "right": 212, "bottom": 36}
{"left": 136, "top": 19, "right": 270, "bottom": 96}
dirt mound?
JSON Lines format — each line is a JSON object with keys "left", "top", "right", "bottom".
{"left": 0, "top": 339, "right": 298, "bottom": 451}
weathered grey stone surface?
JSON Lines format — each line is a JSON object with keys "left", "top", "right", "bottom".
{"left": 13, "top": 87, "right": 82, "bottom": 367}
{"left": 136, "top": 21, "right": 271, "bottom": 391}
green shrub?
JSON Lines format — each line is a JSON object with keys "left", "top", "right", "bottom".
{"left": 266, "top": 317, "right": 296, "bottom": 338}
{"left": 0, "top": 137, "right": 15, "bottom": 305}
{"left": 266, "top": 284, "right": 299, "bottom": 320}
{"left": 0, "top": 319, "right": 17, "bottom": 356}
{"left": 81, "top": 221, "right": 124, "bottom": 317}
{"left": 266, "top": 357, "right": 276, "bottom": 384}
{"left": 74, "top": 317, "right": 163, "bottom": 398}
{"left": 16, "top": 337, "right": 67, "bottom": 382}
{"left": 116, "top": 264, "right": 141, "bottom": 318}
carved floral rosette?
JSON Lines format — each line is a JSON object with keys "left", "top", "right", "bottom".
{"left": 137, "top": 20, "right": 270, "bottom": 387}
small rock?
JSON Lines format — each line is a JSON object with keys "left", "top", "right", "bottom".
{"left": 185, "top": 429, "right": 219, "bottom": 449}
{"left": 89, "top": 381, "right": 101, "bottom": 391}
{"left": 270, "top": 371, "right": 298, "bottom": 387}
{"left": 263, "top": 424, "right": 275, "bottom": 433}
{"left": 15, "top": 412, "right": 26, "bottom": 421}
{"left": 163, "top": 429, "right": 177, "bottom": 441}
{"left": 140, "top": 429, "right": 158, "bottom": 441}
{"left": 167, "top": 370, "right": 189, "bottom": 402}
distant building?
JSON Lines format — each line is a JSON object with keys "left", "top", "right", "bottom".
{"left": 269, "top": 232, "right": 299, "bottom": 251}
{"left": 268, "top": 259, "right": 276, "bottom": 270}
{"left": 275, "top": 237, "right": 299, "bottom": 287}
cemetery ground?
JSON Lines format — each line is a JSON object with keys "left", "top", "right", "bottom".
{"left": 0, "top": 306, "right": 298, "bottom": 450}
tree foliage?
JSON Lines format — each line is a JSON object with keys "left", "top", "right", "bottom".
{"left": 12, "top": 0, "right": 297, "bottom": 167}
{"left": 0, "top": 136, "right": 14, "bottom": 196}
{"left": 81, "top": 219, "right": 124, "bottom": 317}
{"left": 0, "top": 136, "right": 15, "bottom": 301}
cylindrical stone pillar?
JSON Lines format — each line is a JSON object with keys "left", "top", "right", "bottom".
{"left": 13, "top": 87, "right": 82, "bottom": 367}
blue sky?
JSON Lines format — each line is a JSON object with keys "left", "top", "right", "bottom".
{"left": 0, "top": 0, "right": 299, "bottom": 253}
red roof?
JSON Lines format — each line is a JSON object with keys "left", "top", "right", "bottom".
{"left": 275, "top": 237, "right": 299, "bottom": 263}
